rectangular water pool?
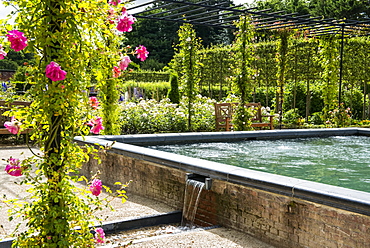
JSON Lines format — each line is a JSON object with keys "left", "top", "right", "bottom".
{"left": 148, "top": 135, "right": 370, "bottom": 193}
{"left": 76, "top": 128, "right": 370, "bottom": 248}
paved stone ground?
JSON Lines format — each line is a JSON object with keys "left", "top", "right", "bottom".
{"left": 0, "top": 146, "right": 274, "bottom": 248}
{"left": 99, "top": 225, "right": 275, "bottom": 248}
{"left": 127, "top": 227, "right": 274, "bottom": 248}
{"left": 0, "top": 146, "right": 175, "bottom": 239}
{"left": 0, "top": 146, "right": 36, "bottom": 238}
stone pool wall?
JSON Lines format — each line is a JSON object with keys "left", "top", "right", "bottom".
{"left": 211, "top": 181, "right": 369, "bottom": 248}
{"left": 80, "top": 151, "right": 186, "bottom": 210}
{"left": 81, "top": 149, "right": 370, "bottom": 248}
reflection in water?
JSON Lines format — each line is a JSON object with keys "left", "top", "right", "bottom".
{"left": 149, "top": 136, "right": 370, "bottom": 193}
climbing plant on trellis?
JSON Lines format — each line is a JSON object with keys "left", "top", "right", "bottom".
{"left": 319, "top": 37, "right": 340, "bottom": 118}
{"left": 275, "top": 28, "right": 293, "bottom": 126}
{"left": 192, "top": 35, "right": 370, "bottom": 121}
{"left": 0, "top": 0, "right": 147, "bottom": 246}
{"left": 175, "top": 23, "right": 203, "bottom": 131}
{"left": 231, "top": 15, "right": 256, "bottom": 131}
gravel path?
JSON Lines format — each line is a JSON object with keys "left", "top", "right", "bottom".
{"left": 99, "top": 225, "right": 274, "bottom": 248}
{"left": 1, "top": 146, "right": 275, "bottom": 248}
{"left": 127, "top": 227, "right": 274, "bottom": 248}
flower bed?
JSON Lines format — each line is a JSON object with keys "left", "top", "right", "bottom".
{"left": 119, "top": 95, "right": 216, "bottom": 134}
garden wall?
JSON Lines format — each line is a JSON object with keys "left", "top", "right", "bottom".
{"left": 0, "top": 70, "right": 15, "bottom": 82}
{"left": 80, "top": 151, "right": 185, "bottom": 210}
{"left": 79, "top": 134, "right": 370, "bottom": 248}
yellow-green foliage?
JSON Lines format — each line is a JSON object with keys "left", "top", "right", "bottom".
{"left": 1, "top": 0, "right": 128, "bottom": 247}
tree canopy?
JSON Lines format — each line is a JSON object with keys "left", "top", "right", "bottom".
{"left": 253, "top": 0, "right": 310, "bottom": 15}
{"left": 312, "top": 0, "right": 370, "bottom": 20}
{"left": 253, "top": 0, "right": 370, "bottom": 20}
{"left": 125, "top": 0, "right": 235, "bottom": 70}
{"left": 0, "top": 50, "right": 34, "bottom": 70}
{"left": 124, "top": 9, "right": 180, "bottom": 70}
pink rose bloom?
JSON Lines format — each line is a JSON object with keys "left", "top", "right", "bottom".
{"left": 4, "top": 116, "right": 21, "bottom": 135}
{"left": 108, "top": 0, "right": 121, "bottom": 5}
{"left": 119, "top": 55, "right": 131, "bottom": 71}
{"left": 90, "top": 179, "right": 102, "bottom": 196}
{"left": 6, "top": 30, "right": 28, "bottom": 52}
{"left": 0, "top": 45, "right": 7, "bottom": 60}
{"left": 45, "top": 61, "right": 67, "bottom": 81}
{"left": 94, "top": 227, "right": 105, "bottom": 243}
{"left": 5, "top": 158, "right": 22, "bottom": 177}
{"left": 88, "top": 117, "right": 104, "bottom": 134}
{"left": 116, "top": 12, "right": 136, "bottom": 32}
{"left": 112, "top": 66, "right": 122, "bottom": 78}
{"left": 108, "top": 7, "right": 116, "bottom": 21}
{"left": 135, "top": 45, "right": 149, "bottom": 61}
{"left": 88, "top": 96, "right": 99, "bottom": 109}
{"left": 108, "top": 7, "right": 115, "bottom": 15}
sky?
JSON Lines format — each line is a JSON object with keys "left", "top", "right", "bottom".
{"left": 0, "top": 0, "right": 255, "bottom": 21}
{"left": 0, "top": 2, "right": 16, "bottom": 23}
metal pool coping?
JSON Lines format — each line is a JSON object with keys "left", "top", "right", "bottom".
{"left": 75, "top": 128, "right": 370, "bottom": 216}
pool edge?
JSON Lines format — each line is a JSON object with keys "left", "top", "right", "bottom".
{"left": 75, "top": 128, "right": 370, "bottom": 216}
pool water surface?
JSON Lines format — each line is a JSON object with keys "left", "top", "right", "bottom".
{"left": 149, "top": 136, "right": 370, "bottom": 193}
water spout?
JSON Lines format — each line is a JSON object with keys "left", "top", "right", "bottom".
{"left": 182, "top": 175, "right": 205, "bottom": 226}
{"left": 205, "top": 177, "right": 212, "bottom": 190}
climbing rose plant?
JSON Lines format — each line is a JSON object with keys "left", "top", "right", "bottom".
{"left": 117, "top": 10, "right": 136, "bottom": 32}
{"left": 0, "top": 0, "right": 145, "bottom": 246}
{"left": 88, "top": 117, "right": 105, "bottom": 134}
{"left": 4, "top": 158, "right": 23, "bottom": 177}
{"left": 6, "top": 30, "right": 28, "bottom": 51}
{"left": 109, "top": 0, "right": 122, "bottom": 6}
{"left": 45, "top": 61, "right": 67, "bottom": 82}
{"left": 94, "top": 7, "right": 148, "bottom": 135}
{"left": 94, "top": 227, "right": 105, "bottom": 243}
{"left": 0, "top": 29, "right": 27, "bottom": 60}
{"left": 90, "top": 179, "right": 103, "bottom": 196}
{"left": 89, "top": 96, "right": 100, "bottom": 110}
{"left": 3, "top": 116, "right": 21, "bottom": 135}
{"left": 135, "top": 45, "right": 149, "bottom": 61}
{"left": 119, "top": 55, "right": 132, "bottom": 71}
{"left": 0, "top": 44, "right": 6, "bottom": 59}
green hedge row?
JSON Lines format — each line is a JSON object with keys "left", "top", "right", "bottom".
{"left": 124, "top": 70, "right": 170, "bottom": 82}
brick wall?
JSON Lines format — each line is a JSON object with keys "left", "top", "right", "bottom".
{"left": 81, "top": 151, "right": 370, "bottom": 248}
{"left": 0, "top": 71, "right": 15, "bottom": 82}
{"left": 81, "top": 151, "right": 185, "bottom": 210}
{"left": 210, "top": 181, "right": 370, "bottom": 247}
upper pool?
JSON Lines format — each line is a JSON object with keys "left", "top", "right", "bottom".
{"left": 149, "top": 135, "right": 370, "bottom": 193}
{"left": 75, "top": 128, "right": 370, "bottom": 216}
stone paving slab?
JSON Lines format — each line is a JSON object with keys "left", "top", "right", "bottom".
{"left": 0, "top": 146, "right": 175, "bottom": 240}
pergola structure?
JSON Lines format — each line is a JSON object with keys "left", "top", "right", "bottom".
{"left": 128, "top": 0, "right": 370, "bottom": 37}
{"left": 127, "top": 0, "right": 370, "bottom": 104}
